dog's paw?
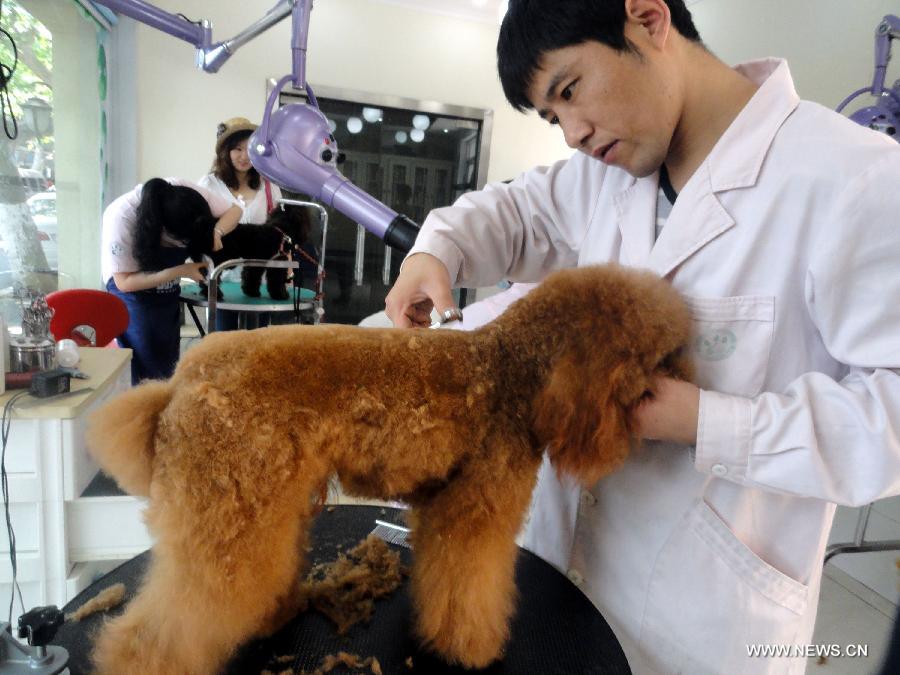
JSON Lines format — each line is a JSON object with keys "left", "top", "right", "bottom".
{"left": 198, "top": 282, "right": 224, "bottom": 301}
{"left": 269, "top": 287, "right": 290, "bottom": 301}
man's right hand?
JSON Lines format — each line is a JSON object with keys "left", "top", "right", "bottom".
{"left": 385, "top": 253, "right": 457, "bottom": 328}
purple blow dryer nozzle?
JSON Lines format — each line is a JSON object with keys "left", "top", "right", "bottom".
{"left": 250, "top": 101, "right": 420, "bottom": 253}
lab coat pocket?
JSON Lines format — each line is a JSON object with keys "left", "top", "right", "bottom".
{"left": 639, "top": 499, "right": 808, "bottom": 675}
{"left": 685, "top": 295, "right": 775, "bottom": 397}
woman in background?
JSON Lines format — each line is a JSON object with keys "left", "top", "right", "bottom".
{"left": 102, "top": 178, "right": 241, "bottom": 383}
{"left": 198, "top": 117, "right": 283, "bottom": 330}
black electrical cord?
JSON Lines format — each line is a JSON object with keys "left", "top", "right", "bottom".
{"left": 292, "top": 255, "right": 301, "bottom": 322}
{"left": 176, "top": 13, "right": 202, "bottom": 27}
{"left": 2, "top": 390, "right": 30, "bottom": 624}
{"left": 0, "top": 0, "right": 19, "bottom": 140}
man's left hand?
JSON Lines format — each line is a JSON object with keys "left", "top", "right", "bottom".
{"left": 633, "top": 377, "right": 701, "bottom": 445}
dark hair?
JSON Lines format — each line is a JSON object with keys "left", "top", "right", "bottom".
{"left": 211, "top": 129, "right": 261, "bottom": 191}
{"left": 133, "top": 178, "right": 215, "bottom": 271}
{"left": 497, "top": 0, "right": 702, "bottom": 112}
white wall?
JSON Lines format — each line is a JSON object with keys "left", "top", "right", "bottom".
{"left": 689, "top": 0, "right": 898, "bottom": 109}
{"left": 130, "top": 0, "right": 899, "bottom": 188}
{"left": 133, "top": 0, "right": 571, "bottom": 185}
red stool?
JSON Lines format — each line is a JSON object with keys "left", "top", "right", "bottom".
{"left": 45, "top": 289, "right": 130, "bottom": 347}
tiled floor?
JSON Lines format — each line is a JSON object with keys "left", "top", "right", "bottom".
{"left": 814, "top": 497, "right": 900, "bottom": 673}
{"left": 811, "top": 564, "right": 896, "bottom": 673}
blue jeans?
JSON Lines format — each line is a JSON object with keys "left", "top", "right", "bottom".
{"left": 107, "top": 279, "right": 180, "bottom": 385}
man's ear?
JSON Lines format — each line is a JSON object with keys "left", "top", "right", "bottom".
{"left": 624, "top": 0, "right": 671, "bottom": 51}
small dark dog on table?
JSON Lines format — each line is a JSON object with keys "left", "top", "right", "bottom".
{"left": 191, "top": 206, "right": 312, "bottom": 300}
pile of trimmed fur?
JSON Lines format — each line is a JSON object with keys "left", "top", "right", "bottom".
{"left": 262, "top": 651, "right": 383, "bottom": 675}
{"left": 299, "top": 535, "right": 408, "bottom": 634}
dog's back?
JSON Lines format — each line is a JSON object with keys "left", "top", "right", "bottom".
{"left": 206, "top": 224, "right": 284, "bottom": 267}
{"left": 89, "top": 264, "right": 691, "bottom": 502}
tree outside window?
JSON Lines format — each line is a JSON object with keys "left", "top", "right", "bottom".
{"left": 0, "top": 0, "right": 55, "bottom": 307}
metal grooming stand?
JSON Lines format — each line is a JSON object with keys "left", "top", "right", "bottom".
{"left": 203, "top": 258, "right": 302, "bottom": 333}
{"left": 824, "top": 503, "right": 900, "bottom": 564}
{"left": 275, "top": 198, "right": 328, "bottom": 304}
{"left": 201, "top": 200, "right": 328, "bottom": 334}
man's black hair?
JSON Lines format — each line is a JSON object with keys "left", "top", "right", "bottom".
{"left": 497, "top": 0, "right": 702, "bottom": 112}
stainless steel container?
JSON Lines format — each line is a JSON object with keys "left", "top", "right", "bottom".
{"left": 9, "top": 335, "right": 56, "bottom": 373}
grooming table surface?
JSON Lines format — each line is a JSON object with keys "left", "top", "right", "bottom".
{"left": 180, "top": 281, "right": 316, "bottom": 312}
{"left": 52, "top": 505, "right": 630, "bottom": 674}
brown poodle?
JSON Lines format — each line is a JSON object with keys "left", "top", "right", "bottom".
{"left": 86, "top": 264, "right": 692, "bottom": 675}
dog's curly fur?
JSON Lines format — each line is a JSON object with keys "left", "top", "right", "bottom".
{"left": 86, "top": 264, "right": 692, "bottom": 674}
{"left": 193, "top": 207, "right": 311, "bottom": 300}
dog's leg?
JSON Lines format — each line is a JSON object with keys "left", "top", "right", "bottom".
{"left": 265, "top": 266, "right": 290, "bottom": 301}
{"left": 192, "top": 253, "right": 223, "bottom": 301}
{"left": 91, "top": 470, "right": 325, "bottom": 674}
{"left": 196, "top": 279, "right": 223, "bottom": 301}
{"left": 241, "top": 266, "right": 265, "bottom": 298}
{"left": 409, "top": 444, "right": 541, "bottom": 669}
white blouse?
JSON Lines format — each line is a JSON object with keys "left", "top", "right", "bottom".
{"left": 196, "top": 173, "right": 283, "bottom": 225}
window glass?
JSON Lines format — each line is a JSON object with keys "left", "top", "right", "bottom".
{"left": 0, "top": 0, "right": 105, "bottom": 329}
{"left": 279, "top": 90, "right": 489, "bottom": 324}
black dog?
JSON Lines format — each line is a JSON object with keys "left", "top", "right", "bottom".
{"left": 192, "top": 207, "right": 312, "bottom": 301}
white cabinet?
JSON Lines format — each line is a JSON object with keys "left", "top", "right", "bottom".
{"left": 0, "top": 348, "right": 153, "bottom": 614}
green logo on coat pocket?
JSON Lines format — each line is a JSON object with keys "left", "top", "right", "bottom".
{"left": 694, "top": 329, "right": 737, "bottom": 361}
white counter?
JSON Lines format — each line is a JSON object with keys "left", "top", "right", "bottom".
{"left": 1, "top": 347, "right": 154, "bottom": 614}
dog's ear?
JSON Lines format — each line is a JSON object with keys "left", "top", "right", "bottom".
{"left": 533, "top": 352, "right": 634, "bottom": 487}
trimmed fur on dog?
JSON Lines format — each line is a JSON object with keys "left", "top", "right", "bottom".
{"left": 86, "top": 264, "right": 692, "bottom": 675}
{"left": 192, "top": 206, "right": 311, "bottom": 300}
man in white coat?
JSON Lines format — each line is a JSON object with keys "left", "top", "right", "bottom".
{"left": 385, "top": 0, "right": 900, "bottom": 673}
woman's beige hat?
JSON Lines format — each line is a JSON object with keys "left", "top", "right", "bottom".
{"left": 215, "top": 117, "right": 258, "bottom": 153}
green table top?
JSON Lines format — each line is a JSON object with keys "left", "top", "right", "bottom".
{"left": 180, "top": 282, "right": 316, "bottom": 311}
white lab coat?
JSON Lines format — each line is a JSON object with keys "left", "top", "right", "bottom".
{"left": 410, "top": 59, "right": 900, "bottom": 674}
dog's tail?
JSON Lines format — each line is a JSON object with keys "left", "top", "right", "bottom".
{"left": 86, "top": 381, "right": 174, "bottom": 497}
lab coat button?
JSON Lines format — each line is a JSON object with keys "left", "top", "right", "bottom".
{"left": 580, "top": 491, "right": 597, "bottom": 507}
{"left": 711, "top": 463, "right": 728, "bottom": 476}
{"left": 566, "top": 569, "right": 584, "bottom": 586}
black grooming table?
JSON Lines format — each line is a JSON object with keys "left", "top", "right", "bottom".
{"left": 52, "top": 505, "right": 630, "bottom": 674}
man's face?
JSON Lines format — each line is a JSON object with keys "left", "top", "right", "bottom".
{"left": 527, "top": 33, "right": 679, "bottom": 178}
